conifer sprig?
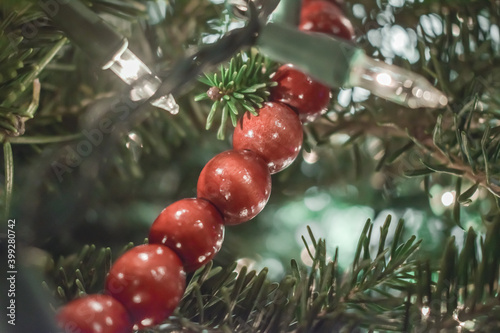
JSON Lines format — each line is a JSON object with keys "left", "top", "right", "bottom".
{"left": 195, "top": 48, "right": 277, "bottom": 140}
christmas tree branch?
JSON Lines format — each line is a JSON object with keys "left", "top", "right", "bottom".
{"left": 37, "top": 216, "right": 500, "bottom": 332}
{"left": 195, "top": 49, "right": 277, "bottom": 140}
{"left": 310, "top": 102, "right": 500, "bottom": 200}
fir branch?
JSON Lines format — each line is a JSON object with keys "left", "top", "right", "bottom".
{"left": 195, "top": 48, "right": 277, "bottom": 140}
{"left": 178, "top": 217, "right": 420, "bottom": 332}
{"left": 39, "top": 215, "right": 500, "bottom": 332}
{"left": 309, "top": 104, "right": 500, "bottom": 200}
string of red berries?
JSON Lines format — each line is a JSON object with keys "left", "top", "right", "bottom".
{"left": 55, "top": 1, "right": 354, "bottom": 332}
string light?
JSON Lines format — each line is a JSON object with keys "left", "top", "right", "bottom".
{"left": 348, "top": 53, "right": 448, "bottom": 109}
{"left": 103, "top": 45, "right": 179, "bottom": 114}
{"left": 257, "top": 22, "right": 448, "bottom": 109}
{"left": 40, "top": 0, "right": 179, "bottom": 114}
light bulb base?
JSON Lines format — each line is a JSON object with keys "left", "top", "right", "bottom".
{"left": 257, "top": 22, "right": 358, "bottom": 87}
{"left": 41, "top": 0, "right": 127, "bottom": 68}
{"left": 268, "top": 0, "right": 302, "bottom": 26}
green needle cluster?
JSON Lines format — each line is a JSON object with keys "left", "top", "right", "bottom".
{"left": 195, "top": 48, "right": 277, "bottom": 140}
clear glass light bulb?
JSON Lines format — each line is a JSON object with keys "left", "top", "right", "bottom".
{"left": 106, "top": 47, "right": 179, "bottom": 114}
{"left": 348, "top": 53, "right": 448, "bottom": 109}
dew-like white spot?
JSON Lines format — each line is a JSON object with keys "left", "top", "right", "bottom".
{"left": 302, "top": 22, "right": 313, "bottom": 30}
{"left": 150, "top": 267, "right": 166, "bottom": 281}
{"left": 89, "top": 300, "right": 104, "bottom": 312}
{"left": 242, "top": 174, "right": 251, "bottom": 184}
{"left": 141, "top": 318, "right": 153, "bottom": 327}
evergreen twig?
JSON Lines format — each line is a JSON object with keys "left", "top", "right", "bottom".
{"left": 39, "top": 216, "right": 500, "bottom": 332}
{"left": 195, "top": 49, "right": 277, "bottom": 140}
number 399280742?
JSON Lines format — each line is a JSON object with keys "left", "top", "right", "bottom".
{"left": 7, "top": 219, "right": 16, "bottom": 268}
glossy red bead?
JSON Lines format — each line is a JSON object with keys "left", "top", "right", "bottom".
{"left": 105, "top": 244, "right": 186, "bottom": 329}
{"left": 299, "top": 0, "right": 355, "bottom": 40}
{"left": 233, "top": 102, "right": 303, "bottom": 174}
{"left": 197, "top": 150, "right": 271, "bottom": 225}
{"left": 271, "top": 64, "right": 331, "bottom": 123}
{"left": 149, "top": 198, "right": 224, "bottom": 272}
{"left": 56, "top": 294, "right": 132, "bottom": 333}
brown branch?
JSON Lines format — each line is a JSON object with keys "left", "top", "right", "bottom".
{"left": 311, "top": 111, "right": 500, "bottom": 198}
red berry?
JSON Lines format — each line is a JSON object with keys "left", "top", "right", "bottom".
{"left": 56, "top": 294, "right": 132, "bottom": 333}
{"left": 299, "top": 0, "right": 355, "bottom": 40}
{"left": 149, "top": 198, "right": 224, "bottom": 272}
{"left": 271, "top": 64, "right": 331, "bottom": 123}
{"left": 233, "top": 102, "right": 303, "bottom": 174}
{"left": 105, "top": 244, "right": 186, "bottom": 329}
{"left": 197, "top": 150, "right": 271, "bottom": 225}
